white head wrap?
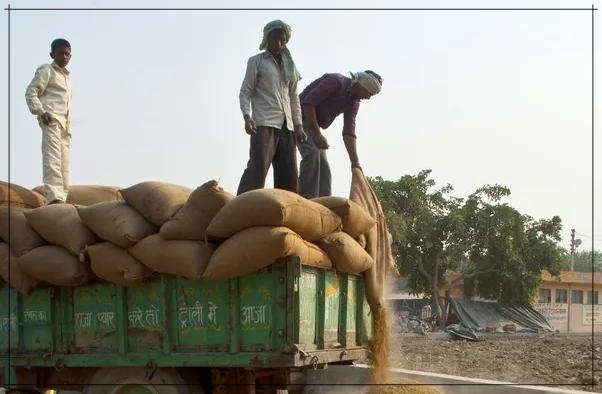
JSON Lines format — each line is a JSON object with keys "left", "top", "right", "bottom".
{"left": 350, "top": 71, "right": 383, "bottom": 95}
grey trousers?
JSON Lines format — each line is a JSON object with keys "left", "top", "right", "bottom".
{"left": 298, "top": 123, "right": 332, "bottom": 199}
{"left": 237, "top": 126, "right": 299, "bottom": 196}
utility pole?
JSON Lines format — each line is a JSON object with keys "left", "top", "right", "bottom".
{"left": 570, "top": 229, "right": 576, "bottom": 271}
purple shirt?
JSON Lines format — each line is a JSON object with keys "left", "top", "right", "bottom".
{"left": 299, "top": 73, "right": 360, "bottom": 137}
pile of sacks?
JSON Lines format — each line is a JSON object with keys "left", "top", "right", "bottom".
{"left": 0, "top": 179, "right": 377, "bottom": 295}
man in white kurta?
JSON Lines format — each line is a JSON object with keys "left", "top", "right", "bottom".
{"left": 25, "top": 38, "right": 73, "bottom": 205}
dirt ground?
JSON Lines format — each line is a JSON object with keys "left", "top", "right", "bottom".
{"left": 390, "top": 333, "right": 602, "bottom": 392}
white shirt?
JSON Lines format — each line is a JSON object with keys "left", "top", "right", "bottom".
{"left": 239, "top": 51, "right": 303, "bottom": 131}
{"left": 25, "top": 62, "right": 72, "bottom": 131}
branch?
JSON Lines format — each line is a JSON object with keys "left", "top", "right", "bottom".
{"left": 452, "top": 265, "right": 498, "bottom": 286}
{"left": 413, "top": 246, "right": 433, "bottom": 284}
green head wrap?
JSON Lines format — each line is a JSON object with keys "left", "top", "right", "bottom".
{"left": 259, "top": 20, "right": 302, "bottom": 83}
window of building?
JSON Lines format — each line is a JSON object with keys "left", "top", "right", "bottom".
{"left": 587, "top": 291, "right": 599, "bottom": 305}
{"left": 572, "top": 290, "right": 584, "bottom": 304}
{"left": 539, "top": 288, "right": 551, "bottom": 303}
{"left": 555, "top": 289, "right": 568, "bottom": 303}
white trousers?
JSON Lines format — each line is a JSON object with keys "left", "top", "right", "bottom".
{"left": 40, "top": 121, "right": 71, "bottom": 205}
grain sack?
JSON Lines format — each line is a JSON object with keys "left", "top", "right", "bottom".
{"left": 356, "top": 233, "right": 367, "bottom": 249}
{"left": 119, "top": 182, "right": 192, "bottom": 227}
{"left": 1, "top": 181, "right": 44, "bottom": 208}
{"left": 316, "top": 232, "right": 374, "bottom": 274}
{"left": 24, "top": 204, "right": 100, "bottom": 255}
{"left": 202, "top": 226, "right": 332, "bottom": 279}
{"left": 206, "top": 189, "right": 342, "bottom": 242}
{"left": 312, "top": 196, "right": 376, "bottom": 238}
{"left": 86, "top": 242, "right": 153, "bottom": 286}
{"left": 33, "top": 185, "right": 123, "bottom": 206}
{"left": 16, "top": 245, "right": 94, "bottom": 287}
{"left": 76, "top": 202, "right": 158, "bottom": 248}
{"left": 0, "top": 206, "right": 47, "bottom": 256}
{"left": 160, "top": 180, "right": 235, "bottom": 241}
{"left": 349, "top": 167, "right": 395, "bottom": 386}
{"left": 0, "top": 242, "right": 39, "bottom": 294}
{"left": 128, "top": 234, "right": 215, "bottom": 279}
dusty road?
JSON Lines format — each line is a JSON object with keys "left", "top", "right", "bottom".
{"left": 390, "top": 333, "right": 601, "bottom": 392}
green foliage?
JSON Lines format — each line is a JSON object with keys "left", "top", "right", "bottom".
{"left": 560, "top": 249, "right": 602, "bottom": 272}
{"left": 369, "top": 170, "right": 564, "bottom": 308}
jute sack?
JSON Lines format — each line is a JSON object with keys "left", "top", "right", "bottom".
{"left": 356, "top": 233, "right": 367, "bottom": 249}
{"left": 1, "top": 181, "right": 44, "bottom": 208}
{"left": 128, "top": 234, "right": 216, "bottom": 279}
{"left": 0, "top": 242, "right": 40, "bottom": 294}
{"left": 160, "top": 180, "right": 235, "bottom": 241}
{"left": 312, "top": 196, "right": 376, "bottom": 238}
{"left": 206, "top": 189, "right": 342, "bottom": 242}
{"left": 86, "top": 242, "right": 153, "bottom": 286}
{"left": 16, "top": 245, "right": 95, "bottom": 287}
{"left": 33, "top": 185, "right": 123, "bottom": 206}
{"left": 316, "top": 232, "right": 374, "bottom": 274}
{"left": 119, "top": 182, "right": 193, "bottom": 227}
{"left": 202, "top": 226, "right": 332, "bottom": 279}
{"left": 24, "top": 204, "right": 100, "bottom": 255}
{"left": 0, "top": 206, "right": 47, "bottom": 256}
{"left": 76, "top": 202, "right": 158, "bottom": 248}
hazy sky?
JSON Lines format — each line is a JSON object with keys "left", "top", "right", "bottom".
{"left": 1, "top": 0, "right": 599, "bottom": 252}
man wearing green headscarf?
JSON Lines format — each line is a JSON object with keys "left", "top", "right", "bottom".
{"left": 237, "top": 20, "right": 306, "bottom": 196}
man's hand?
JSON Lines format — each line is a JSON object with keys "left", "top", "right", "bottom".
{"left": 294, "top": 125, "right": 307, "bottom": 143}
{"left": 244, "top": 117, "right": 257, "bottom": 135}
{"left": 313, "top": 133, "right": 330, "bottom": 150}
{"left": 40, "top": 112, "right": 53, "bottom": 126}
{"left": 351, "top": 162, "right": 363, "bottom": 172}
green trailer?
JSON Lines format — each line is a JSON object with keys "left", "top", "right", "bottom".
{"left": 0, "top": 257, "right": 372, "bottom": 394}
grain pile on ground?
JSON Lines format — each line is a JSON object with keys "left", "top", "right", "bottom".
{"left": 1, "top": 182, "right": 44, "bottom": 208}
{"left": 370, "top": 379, "right": 441, "bottom": 394}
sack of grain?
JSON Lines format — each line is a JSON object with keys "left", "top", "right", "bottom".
{"left": 119, "top": 182, "right": 192, "bottom": 227}
{"left": 33, "top": 185, "right": 123, "bottom": 206}
{"left": 206, "top": 189, "right": 342, "bottom": 242}
{"left": 85, "top": 242, "right": 153, "bottom": 286}
{"left": 312, "top": 196, "right": 376, "bottom": 238}
{"left": 160, "top": 180, "right": 234, "bottom": 241}
{"left": 128, "top": 234, "right": 215, "bottom": 279}
{"left": 16, "top": 245, "right": 94, "bottom": 287}
{"left": 316, "top": 232, "right": 374, "bottom": 274}
{"left": 0, "top": 206, "right": 47, "bottom": 256}
{"left": 76, "top": 202, "right": 158, "bottom": 248}
{"left": 1, "top": 181, "right": 44, "bottom": 208}
{"left": 202, "top": 226, "right": 332, "bottom": 279}
{"left": 24, "top": 204, "right": 100, "bottom": 255}
{"left": 356, "top": 233, "right": 367, "bottom": 249}
{"left": 0, "top": 242, "right": 40, "bottom": 294}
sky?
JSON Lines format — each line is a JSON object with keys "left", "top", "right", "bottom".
{"left": 0, "top": 0, "right": 600, "bottom": 253}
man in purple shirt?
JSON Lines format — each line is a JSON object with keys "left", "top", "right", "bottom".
{"left": 297, "top": 70, "right": 383, "bottom": 199}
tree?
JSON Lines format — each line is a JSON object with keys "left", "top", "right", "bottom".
{"left": 369, "top": 170, "right": 564, "bottom": 327}
{"left": 560, "top": 249, "right": 602, "bottom": 272}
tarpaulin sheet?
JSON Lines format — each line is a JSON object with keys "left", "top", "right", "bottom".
{"left": 446, "top": 298, "right": 555, "bottom": 332}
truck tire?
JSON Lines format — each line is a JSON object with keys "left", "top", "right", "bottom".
{"left": 82, "top": 367, "right": 203, "bottom": 394}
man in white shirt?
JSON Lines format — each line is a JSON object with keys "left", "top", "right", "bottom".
{"left": 237, "top": 20, "right": 306, "bottom": 196}
{"left": 25, "top": 38, "right": 73, "bottom": 205}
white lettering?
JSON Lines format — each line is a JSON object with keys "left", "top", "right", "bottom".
{"left": 96, "top": 312, "right": 116, "bottom": 329}
{"left": 75, "top": 312, "right": 93, "bottom": 328}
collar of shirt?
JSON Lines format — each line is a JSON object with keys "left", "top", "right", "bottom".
{"left": 51, "top": 61, "right": 70, "bottom": 76}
